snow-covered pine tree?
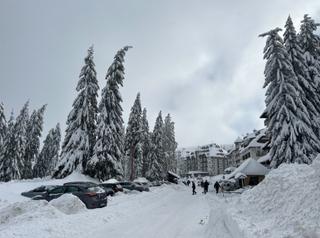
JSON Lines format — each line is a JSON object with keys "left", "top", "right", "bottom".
{"left": 141, "top": 108, "right": 152, "bottom": 177}
{"left": 0, "top": 102, "right": 7, "bottom": 154}
{"left": 86, "top": 46, "right": 132, "bottom": 181}
{"left": 299, "top": 14, "right": 320, "bottom": 65}
{"left": 22, "top": 105, "right": 46, "bottom": 179}
{"left": 0, "top": 102, "right": 29, "bottom": 181}
{"left": 53, "top": 46, "right": 99, "bottom": 178}
{"left": 33, "top": 123, "right": 61, "bottom": 178}
{"left": 146, "top": 142, "right": 162, "bottom": 181}
{"left": 147, "top": 111, "right": 164, "bottom": 180}
{"left": 260, "top": 28, "right": 320, "bottom": 168}
{"left": 163, "top": 114, "right": 178, "bottom": 173}
{"left": 125, "top": 93, "right": 143, "bottom": 180}
{"left": 284, "top": 16, "right": 320, "bottom": 140}
{"left": 299, "top": 15, "right": 320, "bottom": 97}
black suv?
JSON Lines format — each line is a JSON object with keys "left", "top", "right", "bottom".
{"left": 32, "top": 183, "right": 108, "bottom": 209}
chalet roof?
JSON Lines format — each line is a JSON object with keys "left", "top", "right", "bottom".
{"left": 257, "top": 153, "right": 271, "bottom": 163}
{"left": 239, "top": 128, "right": 268, "bottom": 153}
{"left": 227, "top": 158, "right": 269, "bottom": 179}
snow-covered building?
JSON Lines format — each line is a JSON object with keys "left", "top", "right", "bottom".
{"left": 227, "top": 128, "right": 269, "bottom": 167}
{"left": 176, "top": 143, "right": 228, "bottom": 177}
{"left": 226, "top": 158, "right": 270, "bottom": 187}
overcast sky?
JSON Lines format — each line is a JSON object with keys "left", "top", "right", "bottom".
{"left": 1, "top": 0, "right": 320, "bottom": 148}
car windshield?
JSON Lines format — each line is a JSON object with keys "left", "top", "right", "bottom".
{"left": 87, "top": 186, "right": 105, "bottom": 193}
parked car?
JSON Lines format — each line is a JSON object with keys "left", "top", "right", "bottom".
{"left": 21, "top": 185, "right": 59, "bottom": 198}
{"left": 150, "top": 181, "right": 161, "bottom": 187}
{"left": 99, "top": 182, "right": 123, "bottom": 193}
{"left": 134, "top": 182, "right": 150, "bottom": 192}
{"left": 98, "top": 184, "right": 116, "bottom": 196}
{"left": 63, "top": 181, "right": 98, "bottom": 186}
{"left": 32, "top": 183, "right": 108, "bottom": 209}
{"left": 119, "top": 181, "right": 145, "bottom": 192}
{"left": 220, "top": 179, "right": 237, "bottom": 191}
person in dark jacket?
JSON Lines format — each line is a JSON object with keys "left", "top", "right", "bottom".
{"left": 187, "top": 180, "right": 190, "bottom": 186}
{"left": 204, "top": 180, "right": 209, "bottom": 194}
{"left": 214, "top": 181, "right": 220, "bottom": 194}
{"left": 192, "top": 181, "right": 196, "bottom": 195}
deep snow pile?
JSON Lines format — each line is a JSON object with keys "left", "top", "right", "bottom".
{"left": 0, "top": 200, "right": 60, "bottom": 226}
{"left": 230, "top": 157, "right": 320, "bottom": 238}
{"left": 50, "top": 194, "right": 86, "bottom": 215}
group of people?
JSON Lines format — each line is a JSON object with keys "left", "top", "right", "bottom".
{"left": 186, "top": 179, "right": 222, "bottom": 195}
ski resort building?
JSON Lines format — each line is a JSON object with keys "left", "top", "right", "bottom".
{"left": 176, "top": 143, "right": 229, "bottom": 177}
{"left": 227, "top": 128, "right": 270, "bottom": 167}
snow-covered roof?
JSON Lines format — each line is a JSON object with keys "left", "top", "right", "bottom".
{"left": 257, "top": 153, "right": 271, "bottom": 163}
{"left": 168, "top": 171, "right": 180, "bottom": 178}
{"left": 227, "top": 158, "right": 269, "bottom": 179}
{"left": 208, "top": 145, "right": 227, "bottom": 157}
{"left": 239, "top": 128, "right": 268, "bottom": 153}
{"left": 177, "top": 143, "right": 227, "bottom": 159}
{"left": 224, "top": 167, "right": 236, "bottom": 173}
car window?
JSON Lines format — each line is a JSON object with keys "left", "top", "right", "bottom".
{"left": 33, "top": 186, "right": 45, "bottom": 192}
{"left": 49, "top": 187, "right": 64, "bottom": 194}
{"left": 65, "top": 186, "right": 80, "bottom": 193}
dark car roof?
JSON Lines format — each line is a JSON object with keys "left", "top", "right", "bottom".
{"left": 63, "top": 181, "right": 98, "bottom": 186}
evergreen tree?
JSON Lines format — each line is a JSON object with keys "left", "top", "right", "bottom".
{"left": 34, "top": 123, "right": 61, "bottom": 178}
{"left": 260, "top": 28, "right": 320, "bottom": 168}
{"left": 0, "top": 102, "right": 7, "bottom": 154}
{"left": 0, "top": 102, "right": 29, "bottom": 181}
{"left": 284, "top": 16, "right": 320, "bottom": 139}
{"left": 86, "top": 46, "right": 132, "bottom": 181}
{"left": 299, "top": 14, "right": 320, "bottom": 62}
{"left": 125, "top": 93, "right": 143, "bottom": 180}
{"left": 141, "top": 108, "right": 152, "bottom": 177}
{"left": 22, "top": 105, "right": 46, "bottom": 179}
{"left": 147, "top": 111, "right": 164, "bottom": 180}
{"left": 299, "top": 15, "right": 320, "bottom": 98}
{"left": 53, "top": 46, "right": 99, "bottom": 178}
{"left": 163, "top": 114, "right": 178, "bottom": 173}
{"left": 146, "top": 142, "right": 162, "bottom": 181}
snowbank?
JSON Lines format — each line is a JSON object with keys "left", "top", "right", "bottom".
{"left": 205, "top": 208, "right": 244, "bottom": 238}
{"left": 230, "top": 158, "right": 320, "bottom": 237}
{"left": 50, "top": 194, "right": 86, "bottom": 215}
{"left": 0, "top": 200, "right": 59, "bottom": 226}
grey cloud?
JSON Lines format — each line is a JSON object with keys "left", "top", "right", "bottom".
{"left": 1, "top": 0, "right": 320, "bottom": 147}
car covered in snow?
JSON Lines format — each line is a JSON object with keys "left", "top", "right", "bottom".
{"left": 100, "top": 179, "right": 124, "bottom": 193}
{"left": 21, "top": 185, "right": 59, "bottom": 198}
{"left": 119, "top": 181, "right": 146, "bottom": 192}
{"left": 134, "top": 182, "right": 150, "bottom": 191}
{"left": 32, "top": 183, "right": 108, "bottom": 209}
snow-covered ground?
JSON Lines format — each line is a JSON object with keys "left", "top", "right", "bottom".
{"left": 1, "top": 158, "right": 319, "bottom": 238}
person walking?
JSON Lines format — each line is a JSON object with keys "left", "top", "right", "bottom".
{"left": 214, "top": 181, "right": 220, "bottom": 194}
{"left": 204, "top": 180, "right": 209, "bottom": 194}
{"left": 192, "top": 181, "right": 196, "bottom": 195}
